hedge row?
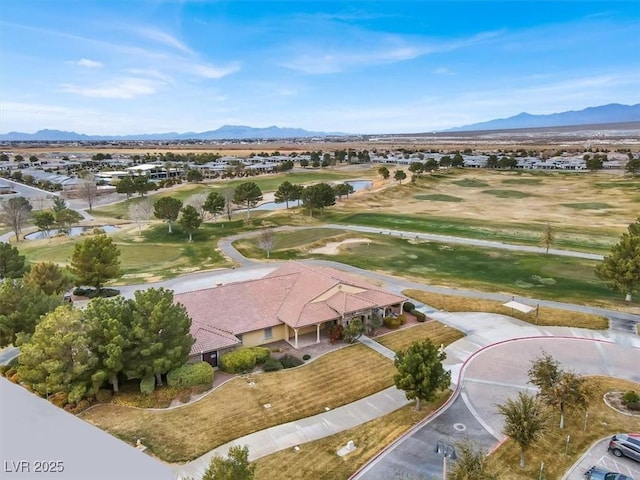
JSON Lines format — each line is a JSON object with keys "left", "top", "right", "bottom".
{"left": 262, "top": 354, "right": 304, "bottom": 372}
{"left": 167, "top": 362, "right": 214, "bottom": 387}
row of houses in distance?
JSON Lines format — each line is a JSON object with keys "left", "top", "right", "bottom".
{"left": 0, "top": 149, "right": 634, "bottom": 192}
{"left": 369, "top": 152, "right": 629, "bottom": 170}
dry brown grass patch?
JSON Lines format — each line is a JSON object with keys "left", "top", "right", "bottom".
{"left": 488, "top": 377, "right": 640, "bottom": 480}
{"left": 80, "top": 344, "right": 396, "bottom": 463}
{"left": 376, "top": 320, "right": 465, "bottom": 352}
{"left": 254, "top": 390, "right": 451, "bottom": 480}
{"left": 404, "top": 290, "right": 609, "bottom": 329}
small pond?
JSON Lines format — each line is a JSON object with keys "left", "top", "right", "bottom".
{"left": 254, "top": 180, "right": 373, "bottom": 211}
{"left": 25, "top": 225, "right": 120, "bottom": 240}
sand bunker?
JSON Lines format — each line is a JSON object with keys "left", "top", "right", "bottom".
{"left": 310, "top": 238, "right": 370, "bottom": 255}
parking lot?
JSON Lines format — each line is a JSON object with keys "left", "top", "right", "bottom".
{"left": 564, "top": 437, "right": 640, "bottom": 480}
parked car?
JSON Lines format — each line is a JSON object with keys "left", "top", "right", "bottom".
{"left": 585, "top": 466, "right": 634, "bottom": 480}
{"left": 609, "top": 433, "right": 640, "bottom": 463}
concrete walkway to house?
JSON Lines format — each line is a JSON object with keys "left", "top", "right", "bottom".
{"left": 172, "top": 386, "right": 410, "bottom": 480}
{"left": 358, "top": 335, "right": 396, "bottom": 360}
{"left": 172, "top": 312, "right": 640, "bottom": 480}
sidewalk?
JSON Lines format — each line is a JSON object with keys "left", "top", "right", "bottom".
{"left": 171, "top": 312, "right": 640, "bottom": 479}
{"left": 172, "top": 387, "right": 409, "bottom": 479}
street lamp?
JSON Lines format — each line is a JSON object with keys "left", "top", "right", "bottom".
{"left": 434, "top": 440, "right": 457, "bottom": 480}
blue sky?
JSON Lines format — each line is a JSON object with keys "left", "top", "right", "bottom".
{"left": 1, "top": 1, "right": 639, "bottom": 135}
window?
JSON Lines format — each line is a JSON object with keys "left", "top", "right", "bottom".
{"left": 264, "top": 327, "right": 272, "bottom": 339}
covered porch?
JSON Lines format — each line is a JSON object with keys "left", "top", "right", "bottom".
{"left": 284, "top": 321, "right": 333, "bottom": 349}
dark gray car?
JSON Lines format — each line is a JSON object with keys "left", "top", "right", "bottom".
{"left": 584, "top": 466, "right": 634, "bottom": 480}
{"left": 609, "top": 434, "right": 640, "bottom": 463}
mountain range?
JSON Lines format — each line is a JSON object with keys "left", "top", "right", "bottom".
{"left": 447, "top": 103, "right": 640, "bottom": 132}
{"left": 0, "top": 125, "right": 343, "bottom": 142}
{"left": 1, "top": 103, "right": 639, "bottom": 141}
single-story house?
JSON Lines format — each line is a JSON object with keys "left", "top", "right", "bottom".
{"left": 175, "top": 262, "right": 407, "bottom": 367}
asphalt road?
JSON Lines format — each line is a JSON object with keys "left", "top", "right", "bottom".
{"left": 353, "top": 336, "right": 640, "bottom": 480}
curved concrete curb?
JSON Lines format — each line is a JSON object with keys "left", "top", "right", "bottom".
{"left": 349, "top": 335, "right": 640, "bottom": 479}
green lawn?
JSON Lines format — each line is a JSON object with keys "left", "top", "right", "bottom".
{"left": 562, "top": 202, "right": 614, "bottom": 210}
{"left": 17, "top": 221, "right": 257, "bottom": 282}
{"left": 235, "top": 230, "right": 623, "bottom": 306}
{"left": 325, "top": 212, "right": 616, "bottom": 254}
{"left": 451, "top": 178, "right": 490, "bottom": 187}
{"left": 91, "top": 170, "right": 371, "bottom": 220}
{"left": 413, "top": 194, "right": 464, "bottom": 202}
{"left": 481, "top": 189, "right": 536, "bottom": 198}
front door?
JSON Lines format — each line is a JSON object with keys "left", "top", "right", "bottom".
{"left": 204, "top": 350, "right": 218, "bottom": 367}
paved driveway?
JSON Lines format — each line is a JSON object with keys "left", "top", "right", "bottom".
{"left": 564, "top": 437, "right": 640, "bottom": 480}
{"left": 354, "top": 335, "right": 640, "bottom": 480}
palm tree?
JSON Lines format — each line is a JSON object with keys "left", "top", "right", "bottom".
{"left": 497, "top": 392, "right": 548, "bottom": 468}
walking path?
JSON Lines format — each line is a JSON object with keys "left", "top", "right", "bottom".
{"left": 357, "top": 335, "right": 396, "bottom": 360}
{"left": 3, "top": 194, "right": 639, "bottom": 479}
{"left": 351, "top": 313, "right": 640, "bottom": 479}
{"left": 172, "top": 310, "right": 640, "bottom": 480}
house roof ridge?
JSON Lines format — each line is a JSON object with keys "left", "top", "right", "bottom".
{"left": 196, "top": 323, "right": 235, "bottom": 336}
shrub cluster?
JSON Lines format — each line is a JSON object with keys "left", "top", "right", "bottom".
{"left": 383, "top": 316, "right": 401, "bottom": 329}
{"left": 280, "top": 354, "right": 303, "bottom": 369}
{"left": 412, "top": 310, "right": 427, "bottom": 322}
{"left": 263, "top": 358, "right": 284, "bottom": 372}
{"left": 384, "top": 314, "right": 406, "bottom": 329}
{"left": 622, "top": 390, "right": 640, "bottom": 411}
{"left": 249, "top": 346, "right": 271, "bottom": 364}
{"left": 140, "top": 376, "right": 155, "bottom": 396}
{"left": 329, "top": 324, "right": 344, "bottom": 344}
{"left": 403, "top": 302, "right": 415, "bottom": 312}
{"left": 622, "top": 390, "right": 640, "bottom": 404}
{"left": 302, "top": 354, "right": 311, "bottom": 361}
{"left": 220, "top": 346, "right": 271, "bottom": 373}
{"left": 262, "top": 354, "right": 304, "bottom": 372}
{"left": 72, "top": 287, "right": 120, "bottom": 298}
{"left": 167, "top": 362, "right": 214, "bottom": 388}
{"left": 220, "top": 349, "right": 257, "bottom": 373}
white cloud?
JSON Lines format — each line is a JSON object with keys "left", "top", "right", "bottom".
{"left": 76, "top": 58, "right": 103, "bottom": 68}
{"left": 127, "top": 68, "right": 174, "bottom": 83}
{"left": 60, "top": 77, "right": 161, "bottom": 99}
{"left": 433, "top": 67, "right": 454, "bottom": 75}
{"left": 281, "top": 44, "right": 425, "bottom": 74}
{"left": 281, "top": 31, "right": 501, "bottom": 74}
{"left": 134, "top": 27, "right": 194, "bottom": 55}
{"left": 191, "top": 62, "right": 241, "bottom": 79}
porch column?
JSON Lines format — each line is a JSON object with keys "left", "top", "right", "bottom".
{"left": 294, "top": 328, "right": 299, "bottom": 349}
{"left": 316, "top": 324, "right": 320, "bottom": 343}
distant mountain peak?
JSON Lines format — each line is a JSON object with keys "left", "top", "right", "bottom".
{"left": 0, "top": 125, "right": 347, "bottom": 141}
{"left": 447, "top": 103, "right": 640, "bottom": 132}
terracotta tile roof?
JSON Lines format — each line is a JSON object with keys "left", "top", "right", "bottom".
{"left": 190, "top": 325, "right": 240, "bottom": 354}
{"left": 324, "top": 291, "right": 377, "bottom": 316}
{"left": 176, "top": 262, "right": 407, "bottom": 351}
